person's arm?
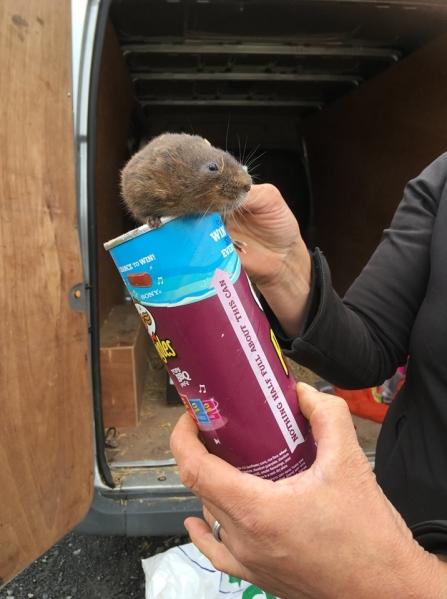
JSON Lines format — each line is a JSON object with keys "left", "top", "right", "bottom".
{"left": 286, "top": 154, "right": 446, "bottom": 388}
{"left": 226, "top": 183, "right": 312, "bottom": 338}
{"left": 231, "top": 155, "right": 447, "bottom": 389}
{"left": 170, "top": 383, "right": 447, "bottom": 599}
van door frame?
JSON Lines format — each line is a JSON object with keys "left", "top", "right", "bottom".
{"left": 73, "top": 0, "right": 115, "bottom": 488}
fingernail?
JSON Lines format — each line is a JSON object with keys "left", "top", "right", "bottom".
{"left": 298, "top": 382, "right": 317, "bottom": 392}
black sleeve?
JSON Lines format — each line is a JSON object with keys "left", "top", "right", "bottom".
{"left": 268, "top": 153, "right": 447, "bottom": 389}
{"left": 411, "top": 520, "right": 447, "bottom": 556}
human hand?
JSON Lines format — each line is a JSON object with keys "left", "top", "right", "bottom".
{"left": 227, "top": 184, "right": 305, "bottom": 285}
{"left": 171, "top": 383, "right": 441, "bottom": 599}
{"left": 227, "top": 184, "right": 312, "bottom": 337}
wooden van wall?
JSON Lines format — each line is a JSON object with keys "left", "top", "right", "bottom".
{"left": 304, "top": 34, "right": 447, "bottom": 296}
{"left": 0, "top": 0, "right": 93, "bottom": 584}
{"left": 96, "top": 18, "right": 134, "bottom": 326}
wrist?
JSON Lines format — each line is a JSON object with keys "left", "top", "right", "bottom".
{"left": 256, "top": 241, "right": 311, "bottom": 338}
{"left": 393, "top": 540, "right": 447, "bottom": 599}
{"left": 335, "top": 520, "right": 447, "bottom": 599}
{"left": 356, "top": 513, "right": 447, "bottom": 599}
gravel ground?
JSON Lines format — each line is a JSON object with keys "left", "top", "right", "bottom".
{"left": 1, "top": 533, "right": 189, "bottom": 599}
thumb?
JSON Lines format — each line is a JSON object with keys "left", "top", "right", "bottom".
{"left": 296, "top": 382, "right": 363, "bottom": 471}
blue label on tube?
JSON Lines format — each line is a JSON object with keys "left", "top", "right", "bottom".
{"left": 109, "top": 214, "right": 241, "bottom": 307}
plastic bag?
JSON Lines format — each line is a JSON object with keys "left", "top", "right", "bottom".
{"left": 142, "top": 542, "right": 279, "bottom": 599}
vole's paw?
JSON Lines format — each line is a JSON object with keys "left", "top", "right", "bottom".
{"left": 146, "top": 216, "right": 163, "bottom": 229}
{"left": 232, "top": 239, "right": 247, "bottom": 254}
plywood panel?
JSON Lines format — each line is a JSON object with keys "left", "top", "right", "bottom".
{"left": 96, "top": 19, "right": 135, "bottom": 326}
{"left": 100, "top": 305, "right": 151, "bottom": 427}
{"left": 0, "top": 0, "right": 93, "bottom": 584}
{"left": 304, "top": 34, "right": 447, "bottom": 295}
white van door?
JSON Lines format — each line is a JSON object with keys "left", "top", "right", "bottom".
{"left": 0, "top": 0, "right": 93, "bottom": 585}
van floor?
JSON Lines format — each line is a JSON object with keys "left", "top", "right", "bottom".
{"left": 104, "top": 360, "right": 381, "bottom": 465}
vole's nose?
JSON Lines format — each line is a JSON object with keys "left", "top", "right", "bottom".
{"left": 243, "top": 184, "right": 251, "bottom": 193}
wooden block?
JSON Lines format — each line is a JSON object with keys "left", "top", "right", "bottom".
{"left": 100, "top": 304, "right": 152, "bottom": 428}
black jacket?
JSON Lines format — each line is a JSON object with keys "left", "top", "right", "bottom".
{"left": 268, "top": 152, "right": 447, "bottom": 552}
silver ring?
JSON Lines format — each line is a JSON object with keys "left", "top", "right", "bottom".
{"left": 212, "top": 520, "right": 223, "bottom": 543}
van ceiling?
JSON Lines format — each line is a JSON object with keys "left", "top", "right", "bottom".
{"left": 110, "top": 0, "right": 447, "bottom": 118}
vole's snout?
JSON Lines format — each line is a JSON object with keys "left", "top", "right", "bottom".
{"left": 243, "top": 184, "right": 251, "bottom": 193}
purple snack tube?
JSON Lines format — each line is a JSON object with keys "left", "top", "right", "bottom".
{"left": 104, "top": 213, "right": 316, "bottom": 480}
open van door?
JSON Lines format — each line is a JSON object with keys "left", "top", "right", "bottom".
{"left": 0, "top": 0, "right": 93, "bottom": 585}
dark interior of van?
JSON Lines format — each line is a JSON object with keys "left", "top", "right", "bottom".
{"left": 93, "top": 0, "right": 447, "bottom": 471}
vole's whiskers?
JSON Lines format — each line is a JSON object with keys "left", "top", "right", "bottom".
{"left": 225, "top": 114, "right": 231, "bottom": 152}
{"left": 187, "top": 116, "right": 195, "bottom": 135}
{"left": 200, "top": 203, "right": 212, "bottom": 223}
{"left": 237, "top": 135, "right": 242, "bottom": 164}
{"left": 244, "top": 144, "right": 260, "bottom": 166}
{"left": 230, "top": 210, "right": 244, "bottom": 232}
{"left": 193, "top": 188, "right": 213, "bottom": 200}
{"left": 240, "top": 203, "right": 254, "bottom": 217}
{"left": 242, "top": 136, "right": 249, "bottom": 166}
{"left": 245, "top": 151, "right": 267, "bottom": 174}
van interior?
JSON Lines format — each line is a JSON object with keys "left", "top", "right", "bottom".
{"left": 93, "top": 0, "right": 447, "bottom": 482}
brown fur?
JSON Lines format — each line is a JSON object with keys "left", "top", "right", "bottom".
{"left": 121, "top": 133, "right": 252, "bottom": 224}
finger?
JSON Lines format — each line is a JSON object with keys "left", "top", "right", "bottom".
{"left": 170, "top": 412, "right": 209, "bottom": 458}
{"left": 171, "top": 413, "right": 265, "bottom": 510}
{"left": 296, "top": 382, "right": 366, "bottom": 470}
{"left": 199, "top": 495, "right": 242, "bottom": 538}
{"left": 246, "top": 183, "right": 281, "bottom": 211}
{"left": 202, "top": 505, "right": 228, "bottom": 546}
{"left": 202, "top": 505, "right": 216, "bottom": 529}
{"left": 201, "top": 505, "right": 229, "bottom": 542}
{"left": 184, "top": 517, "right": 246, "bottom": 580}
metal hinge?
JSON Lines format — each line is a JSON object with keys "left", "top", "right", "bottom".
{"left": 69, "top": 283, "right": 88, "bottom": 312}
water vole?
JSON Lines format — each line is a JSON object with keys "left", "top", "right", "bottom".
{"left": 120, "top": 133, "right": 252, "bottom": 228}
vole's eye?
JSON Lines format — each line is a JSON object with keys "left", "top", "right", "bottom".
{"left": 208, "top": 163, "right": 219, "bottom": 172}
